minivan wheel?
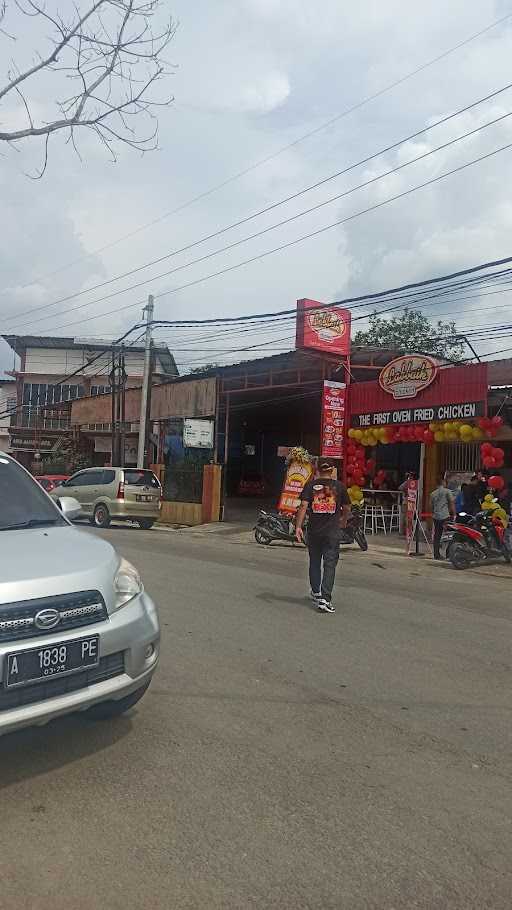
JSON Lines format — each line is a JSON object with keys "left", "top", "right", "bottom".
{"left": 93, "top": 504, "right": 111, "bottom": 528}
{"left": 85, "top": 682, "right": 151, "bottom": 720}
{"left": 138, "top": 519, "right": 154, "bottom": 530}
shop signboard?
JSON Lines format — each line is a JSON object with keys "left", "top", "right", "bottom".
{"left": 321, "top": 380, "right": 346, "bottom": 458}
{"left": 9, "top": 432, "right": 63, "bottom": 452}
{"left": 350, "top": 362, "right": 488, "bottom": 428}
{"left": 296, "top": 299, "right": 351, "bottom": 356}
{"left": 278, "top": 460, "right": 314, "bottom": 515}
{"left": 379, "top": 355, "right": 438, "bottom": 399}
{"left": 183, "top": 418, "right": 214, "bottom": 449}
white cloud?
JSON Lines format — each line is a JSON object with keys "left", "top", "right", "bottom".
{"left": 1, "top": 0, "right": 512, "bottom": 372}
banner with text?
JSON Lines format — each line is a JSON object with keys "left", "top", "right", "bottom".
{"left": 321, "top": 380, "right": 346, "bottom": 458}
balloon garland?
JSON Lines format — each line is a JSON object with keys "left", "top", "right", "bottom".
{"left": 346, "top": 414, "right": 506, "bottom": 501}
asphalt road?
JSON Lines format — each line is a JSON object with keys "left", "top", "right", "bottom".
{"left": 2, "top": 525, "right": 512, "bottom": 910}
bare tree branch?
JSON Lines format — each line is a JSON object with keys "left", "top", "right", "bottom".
{"left": 0, "top": 0, "right": 176, "bottom": 162}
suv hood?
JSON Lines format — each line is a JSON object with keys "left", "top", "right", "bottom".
{"left": 0, "top": 526, "right": 120, "bottom": 609}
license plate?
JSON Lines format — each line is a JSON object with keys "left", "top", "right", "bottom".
{"left": 5, "top": 635, "right": 100, "bottom": 689}
{"left": 136, "top": 494, "right": 153, "bottom": 502}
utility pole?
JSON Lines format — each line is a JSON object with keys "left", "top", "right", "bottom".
{"left": 137, "top": 294, "right": 154, "bottom": 468}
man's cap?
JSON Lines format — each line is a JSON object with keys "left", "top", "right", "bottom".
{"left": 318, "top": 457, "right": 333, "bottom": 469}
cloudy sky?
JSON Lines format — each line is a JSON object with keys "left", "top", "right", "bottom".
{"left": 1, "top": 0, "right": 512, "bottom": 374}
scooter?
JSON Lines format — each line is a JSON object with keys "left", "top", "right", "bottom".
{"left": 340, "top": 504, "right": 368, "bottom": 551}
{"left": 254, "top": 510, "right": 307, "bottom": 546}
{"left": 444, "top": 510, "right": 511, "bottom": 569}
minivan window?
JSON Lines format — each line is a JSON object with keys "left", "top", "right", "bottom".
{"left": 0, "top": 459, "right": 65, "bottom": 530}
{"left": 103, "top": 470, "right": 116, "bottom": 484}
{"left": 124, "top": 470, "right": 160, "bottom": 489}
{"left": 68, "top": 472, "right": 88, "bottom": 487}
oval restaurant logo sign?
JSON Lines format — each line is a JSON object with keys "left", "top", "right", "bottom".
{"left": 379, "top": 354, "right": 438, "bottom": 400}
{"left": 307, "top": 308, "right": 347, "bottom": 346}
{"left": 296, "top": 299, "right": 351, "bottom": 356}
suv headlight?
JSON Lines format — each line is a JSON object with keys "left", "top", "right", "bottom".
{"left": 114, "top": 557, "right": 143, "bottom": 609}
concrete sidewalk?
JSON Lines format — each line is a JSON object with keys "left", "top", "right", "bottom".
{"left": 158, "top": 519, "right": 512, "bottom": 580}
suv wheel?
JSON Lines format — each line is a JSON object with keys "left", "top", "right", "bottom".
{"left": 138, "top": 519, "right": 154, "bottom": 530}
{"left": 93, "top": 504, "right": 111, "bottom": 528}
{"left": 86, "top": 682, "right": 151, "bottom": 720}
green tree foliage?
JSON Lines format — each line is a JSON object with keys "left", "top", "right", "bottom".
{"left": 353, "top": 308, "right": 465, "bottom": 360}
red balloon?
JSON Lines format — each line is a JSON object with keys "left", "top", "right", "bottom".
{"left": 491, "top": 415, "right": 504, "bottom": 428}
{"left": 489, "top": 474, "right": 505, "bottom": 490}
{"left": 423, "top": 429, "right": 435, "bottom": 444}
{"left": 481, "top": 442, "right": 493, "bottom": 456}
{"left": 493, "top": 447, "right": 504, "bottom": 460}
{"left": 483, "top": 456, "right": 496, "bottom": 469}
{"left": 479, "top": 416, "right": 492, "bottom": 430}
{"left": 487, "top": 426, "right": 498, "bottom": 438}
{"left": 414, "top": 426, "right": 424, "bottom": 440}
{"left": 366, "top": 458, "right": 376, "bottom": 472}
{"left": 408, "top": 426, "right": 417, "bottom": 441}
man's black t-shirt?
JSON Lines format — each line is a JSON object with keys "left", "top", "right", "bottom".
{"left": 300, "top": 478, "right": 350, "bottom": 537}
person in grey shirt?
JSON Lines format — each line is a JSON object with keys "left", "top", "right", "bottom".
{"left": 431, "top": 476, "right": 455, "bottom": 560}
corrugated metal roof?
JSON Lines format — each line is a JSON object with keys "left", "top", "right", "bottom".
{"left": 2, "top": 334, "right": 178, "bottom": 376}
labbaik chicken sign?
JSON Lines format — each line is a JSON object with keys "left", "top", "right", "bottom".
{"left": 296, "top": 298, "right": 351, "bottom": 356}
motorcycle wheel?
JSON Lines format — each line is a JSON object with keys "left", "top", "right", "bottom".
{"left": 255, "top": 528, "right": 272, "bottom": 545}
{"left": 355, "top": 529, "right": 368, "bottom": 552}
{"left": 449, "top": 542, "right": 474, "bottom": 570}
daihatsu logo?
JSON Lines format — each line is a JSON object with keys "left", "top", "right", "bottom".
{"left": 34, "top": 608, "right": 60, "bottom": 630}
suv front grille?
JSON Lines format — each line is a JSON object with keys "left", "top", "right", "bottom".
{"left": 0, "top": 651, "right": 125, "bottom": 711}
{"left": 0, "top": 591, "right": 108, "bottom": 643}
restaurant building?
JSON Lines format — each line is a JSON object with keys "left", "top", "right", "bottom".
{"left": 68, "top": 298, "right": 511, "bottom": 525}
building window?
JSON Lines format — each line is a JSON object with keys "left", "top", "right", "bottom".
{"left": 18, "top": 382, "right": 90, "bottom": 429}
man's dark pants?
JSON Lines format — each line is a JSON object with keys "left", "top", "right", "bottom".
{"left": 308, "top": 532, "right": 340, "bottom": 600}
{"left": 433, "top": 518, "right": 446, "bottom": 559}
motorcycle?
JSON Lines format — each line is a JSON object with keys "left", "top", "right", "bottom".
{"left": 340, "top": 504, "right": 368, "bottom": 551}
{"left": 254, "top": 510, "right": 307, "bottom": 546}
{"left": 444, "top": 510, "right": 511, "bottom": 569}
{"left": 254, "top": 504, "right": 368, "bottom": 551}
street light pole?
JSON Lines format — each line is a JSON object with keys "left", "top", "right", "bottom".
{"left": 137, "top": 295, "right": 154, "bottom": 468}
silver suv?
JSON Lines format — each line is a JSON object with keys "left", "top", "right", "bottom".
{"left": 52, "top": 467, "right": 161, "bottom": 529}
{"left": 0, "top": 454, "right": 160, "bottom": 737}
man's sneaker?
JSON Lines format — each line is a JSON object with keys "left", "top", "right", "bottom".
{"left": 310, "top": 590, "right": 322, "bottom": 602}
{"left": 318, "top": 599, "right": 335, "bottom": 613}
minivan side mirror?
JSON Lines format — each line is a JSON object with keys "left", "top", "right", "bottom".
{"left": 56, "top": 496, "right": 82, "bottom": 521}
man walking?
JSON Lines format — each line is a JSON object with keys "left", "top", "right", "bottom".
{"left": 431, "top": 476, "right": 455, "bottom": 560}
{"left": 296, "top": 458, "right": 351, "bottom": 613}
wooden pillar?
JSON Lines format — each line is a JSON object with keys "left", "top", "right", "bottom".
{"left": 202, "top": 464, "right": 222, "bottom": 523}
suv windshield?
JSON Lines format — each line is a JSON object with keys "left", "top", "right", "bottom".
{"left": 124, "top": 470, "right": 160, "bottom": 489}
{"left": 0, "top": 458, "right": 65, "bottom": 530}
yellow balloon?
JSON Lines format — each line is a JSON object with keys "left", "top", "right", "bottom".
{"left": 452, "top": 421, "right": 462, "bottom": 430}
{"left": 482, "top": 501, "right": 494, "bottom": 509}
{"left": 354, "top": 430, "right": 363, "bottom": 441}
{"left": 459, "top": 424, "right": 472, "bottom": 436}
{"left": 443, "top": 422, "right": 452, "bottom": 433}
{"left": 471, "top": 427, "right": 483, "bottom": 441}
{"left": 434, "top": 431, "right": 445, "bottom": 442}
{"left": 494, "top": 508, "right": 507, "bottom": 523}
{"left": 484, "top": 493, "right": 494, "bottom": 501}
{"left": 348, "top": 428, "right": 356, "bottom": 438}
{"left": 367, "top": 436, "right": 377, "bottom": 447}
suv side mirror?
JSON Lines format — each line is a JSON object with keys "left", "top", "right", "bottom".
{"left": 56, "top": 496, "right": 82, "bottom": 521}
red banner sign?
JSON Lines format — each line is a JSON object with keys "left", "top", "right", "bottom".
{"left": 321, "top": 380, "right": 346, "bottom": 458}
{"left": 296, "top": 299, "right": 351, "bottom": 356}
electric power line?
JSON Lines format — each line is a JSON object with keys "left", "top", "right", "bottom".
{"left": 6, "top": 80, "right": 512, "bottom": 331}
